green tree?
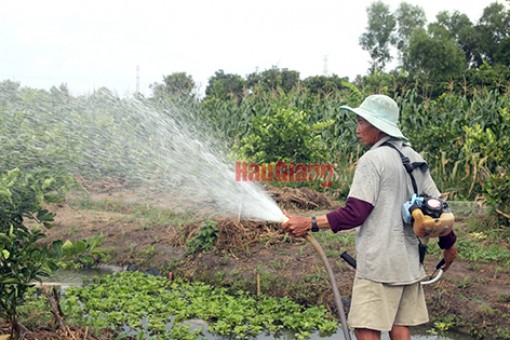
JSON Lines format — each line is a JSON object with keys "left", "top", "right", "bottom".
{"left": 394, "top": 2, "right": 426, "bottom": 67}
{"left": 301, "top": 74, "right": 349, "bottom": 95}
{"left": 435, "top": 10, "right": 477, "bottom": 68}
{"left": 360, "top": 1, "right": 396, "bottom": 73}
{"left": 476, "top": 2, "right": 510, "bottom": 67}
{"left": 49, "top": 83, "right": 71, "bottom": 99}
{"left": 406, "top": 24, "right": 467, "bottom": 83}
{"left": 205, "top": 70, "right": 246, "bottom": 100}
{"left": 468, "top": 61, "right": 510, "bottom": 91}
{"left": 150, "top": 72, "right": 196, "bottom": 99}
{"left": 246, "top": 67, "right": 300, "bottom": 94}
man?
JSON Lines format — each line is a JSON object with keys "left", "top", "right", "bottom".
{"left": 282, "top": 94, "right": 457, "bottom": 340}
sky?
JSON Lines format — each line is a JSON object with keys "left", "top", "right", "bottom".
{"left": 0, "top": 0, "right": 504, "bottom": 97}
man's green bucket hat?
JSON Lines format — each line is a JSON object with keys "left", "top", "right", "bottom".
{"left": 341, "top": 94, "right": 407, "bottom": 141}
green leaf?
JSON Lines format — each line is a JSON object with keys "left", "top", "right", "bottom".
{"left": 0, "top": 189, "right": 12, "bottom": 200}
{"left": 47, "top": 261, "right": 59, "bottom": 272}
{"left": 52, "top": 240, "right": 64, "bottom": 257}
{"left": 0, "top": 233, "right": 11, "bottom": 243}
{"left": 1, "top": 277, "right": 20, "bottom": 285}
{"left": 42, "top": 178, "right": 54, "bottom": 190}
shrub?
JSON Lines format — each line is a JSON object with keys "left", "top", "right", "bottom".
{"left": 0, "top": 168, "right": 66, "bottom": 338}
{"left": 234, "top": 107, "right": 333, "bottom": 164}
{"left": 185, "top": 220, "right": 219, "bottom": 256}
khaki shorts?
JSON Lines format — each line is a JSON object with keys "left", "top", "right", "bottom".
{"left": 347, "top": 277, "right": 429, "bottom": 331}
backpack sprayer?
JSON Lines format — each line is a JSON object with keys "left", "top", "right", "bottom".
{"left": 401, "top": 194, "right": 454, "bottom": 284}
{"left": 340, "top": 194, "right": 455, "bottom": 286}
{"left": 402, "top": 194, "right": 454, "bottom": 238}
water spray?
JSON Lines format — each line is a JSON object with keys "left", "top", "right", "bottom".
{"left": 279, "top": 216, "right": 352, "bottom": 340}
{"left": 3, "top": 91, "right": 352, "bottom": 337}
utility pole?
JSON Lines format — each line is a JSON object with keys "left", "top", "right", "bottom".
{"left": 323, "top": 55, "right": 328, "bottom": 76}
{"left": 136, "top": 65, "right": 140, "bottom": 94}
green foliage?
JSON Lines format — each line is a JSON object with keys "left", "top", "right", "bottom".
{"left": 185, "top": 220, "right": 219, "bottom": 256}
{"left": 429, "top": 314, "right": 456, "bottom": 335}
{"left": 203, "top": 80, "right": 510, "bottom": 211}
{"left": 435, "top": 10, "right": 476, "bottom": 67}
{"left": 0, "top": 168, "right": 66, "bottom": 337}
{"left": 406, "top": 25, "right": 467, "bottom": 82}
{"left": 468, "top": 62, "right": 510, "bottom": 93}
{"left": 58, "top": 234, "right": 110, "bottom": 270}
{"left": 17, "top": 288, "right": 55, "bottom": 330}
{"left": 393, "top": 2, "right": 426, "bottom": 60}
{"left": 398, "top": 90, "right": 510, "bottom": 210}
{"left": 357, "top": 1, "right": 509, "bottom": 77}
{"left": 359, "top": 1, "right": 396, "bottom": 72}
{"left": 2, "top": 70, "right": 510, "bottom": 218}
{"left": 205, "top": 69, "right": 246, "bottom": 100}
{"left": 460, "top": 104, "right": 510, "bottom": 224}
{"left": 246, "top": 66, "right": 300, "bottom": 94}
{"left": 477, "top": 2, "right": 510, "bottom": 67}
{"left": 56, "top": 271, "right": 338, "bottom": 339}
{"left": 234, "top": 107, "right": 334, "bottom": 164}
{"left": 150, "top": 72, "right": 196, "bottom": 98}
{"left": 485, "top": 172, "right": 510, "bottom": 226}
{"left": 426, "top": 215, "right": 510, "bottom": 267}
{"left": 301, "top": 75, "right": 349, "bottom": 95}
{"left": 457, "top": 237, "right": 510, "bottom": 265}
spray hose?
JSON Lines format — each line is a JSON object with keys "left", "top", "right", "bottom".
{"left": 304, "top": 233, "right": 352, "bottom": 340}
{"left": 280, "top": 216, "right": 352, "bottom": 340}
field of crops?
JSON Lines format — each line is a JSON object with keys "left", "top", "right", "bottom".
{"left": 2, "top": 80, "right": 508, "bottom": 217}
{"left": 1, "top": 78, "right": 510, "bottom": 339}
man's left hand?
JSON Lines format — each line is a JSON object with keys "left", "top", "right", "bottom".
{"left": 442, "top": 246, "right": 457, "bottom": 272}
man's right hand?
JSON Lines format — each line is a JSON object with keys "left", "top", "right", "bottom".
{"left": 281, "top": 212, "right": 312, "bottom": 238}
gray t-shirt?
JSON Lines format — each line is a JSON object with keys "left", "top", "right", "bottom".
{"left": 348, "top": 136, "right": 440, "bottom": 285}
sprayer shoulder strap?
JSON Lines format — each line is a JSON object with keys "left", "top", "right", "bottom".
{"left": 382, "top": 141, "right": 430, "bottom": 263}
{"left": 381, "top": 142, "right": 426, "bottom": 194}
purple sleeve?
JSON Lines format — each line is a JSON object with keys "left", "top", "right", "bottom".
{"left": 326, "top": 197, "right": 374, "bottom": 233}
{"left": 438, "top": 230, "right": 457, "bottom": 249}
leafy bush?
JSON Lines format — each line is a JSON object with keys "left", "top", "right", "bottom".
{"left": 461, "top": 103, "right": 510, "bottom": 223}
{"left": 58, "top": 234, "right": 110, "bottom": 270}
{"left": 185, "top": 220, "right": 219, "bottom": 256}
{"left": 484, "top": 171, "right": 510, "bottom": 227}
{"left": 0, "top": 168, "right": 66, "bottom": 338}
{"left": 234, "top": 107, "right": 334, "bottom": 164}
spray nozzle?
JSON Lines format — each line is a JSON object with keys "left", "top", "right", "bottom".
{"left": 279, "top": 215, "right": 289, "bottom": 224}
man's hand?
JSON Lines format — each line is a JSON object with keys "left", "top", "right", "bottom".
{"left": 442, "top": 246, "right": 457, "bottom": 272}
{"left": 281, "top": 212, "right": 312, "bottom": 238}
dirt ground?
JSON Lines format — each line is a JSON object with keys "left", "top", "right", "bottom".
{"left": 32, "top": 184, "right": 510, "bottom": 339}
